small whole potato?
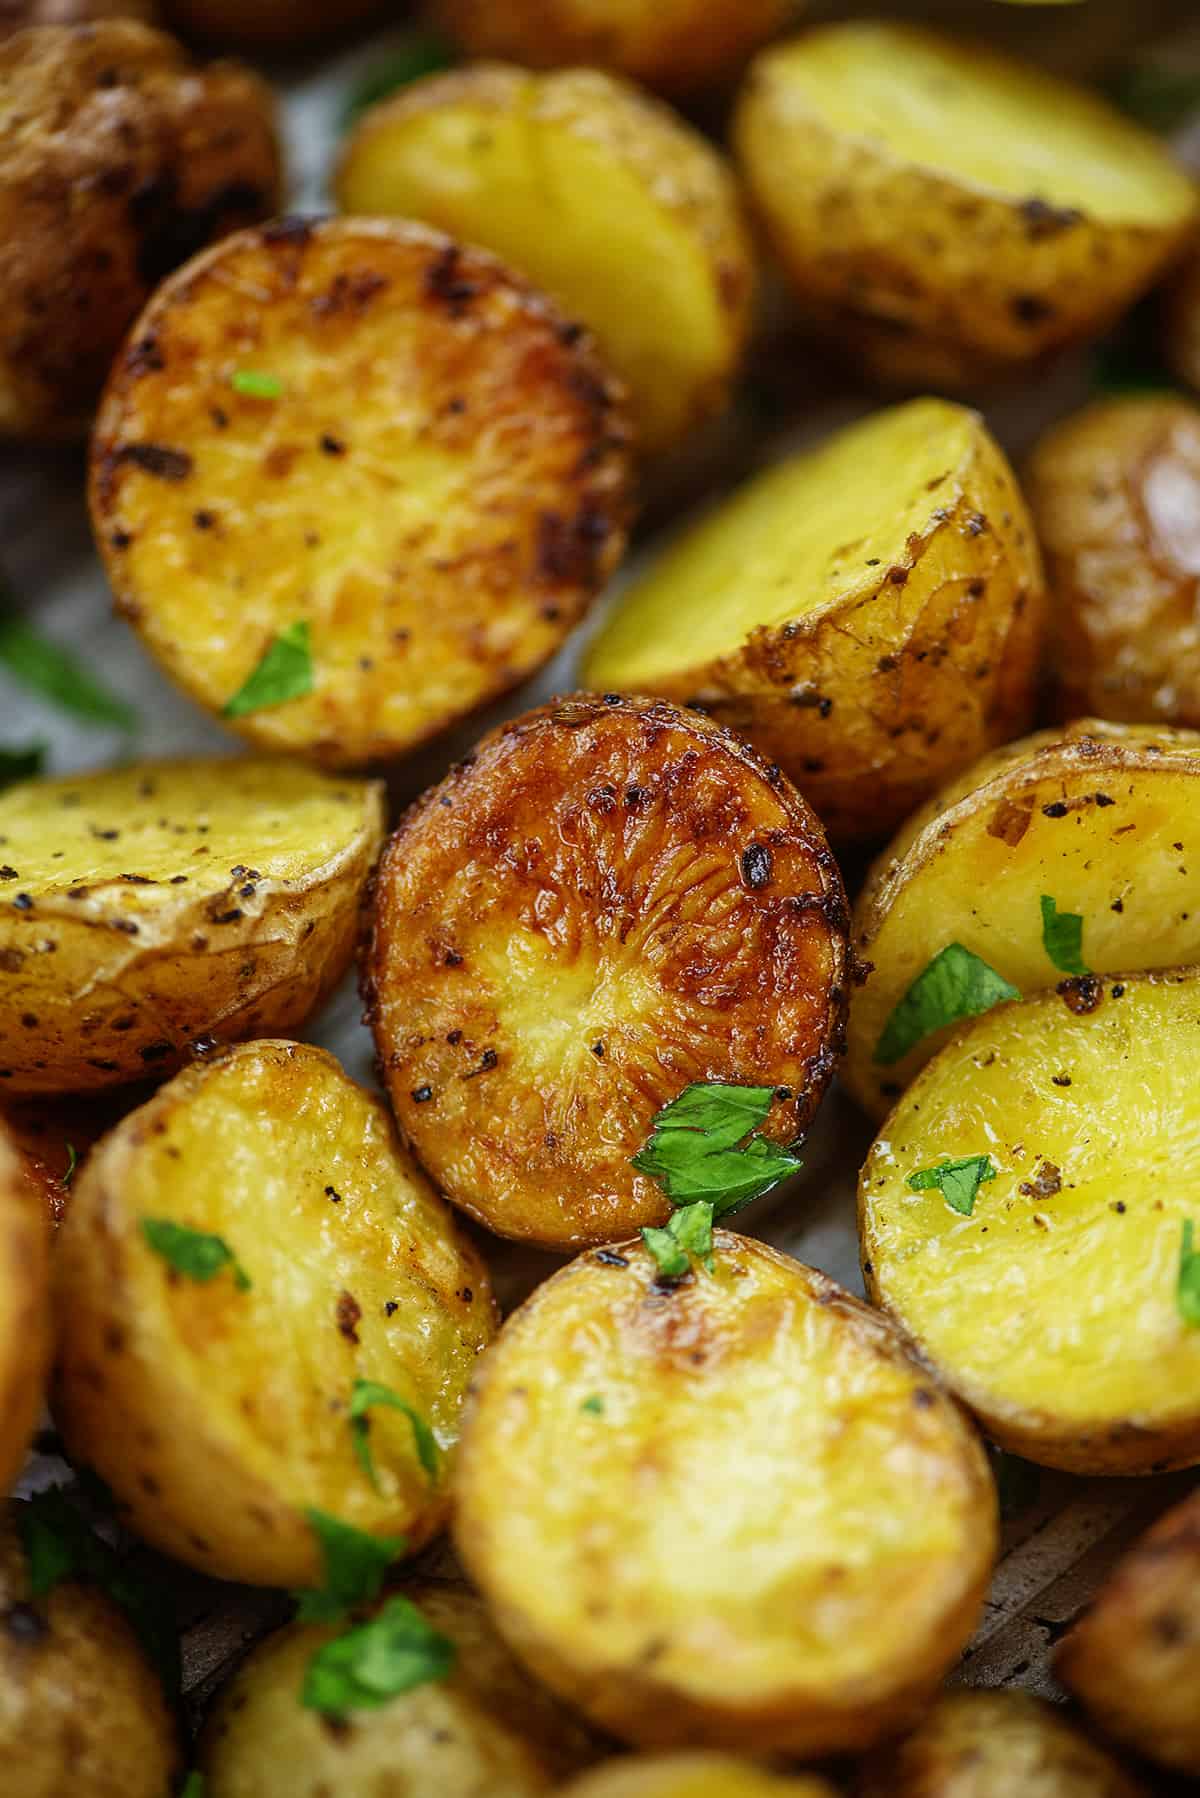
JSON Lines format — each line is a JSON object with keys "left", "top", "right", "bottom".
{"left": 560, "top": 1756, "right": 838, "bottom": 1798}
{"left": 0, "top": 1124, "right": 49, "bottom": 1490}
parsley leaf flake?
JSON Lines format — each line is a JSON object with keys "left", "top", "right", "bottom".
{"left": 348, "top": 1381, "right": 439, "bottom": 1491}
{"left": 222, "top": 621, "right": 313, "bottom": 718}
{"left": 1040, "top": 895, "right": 1089, "bottom": 977}
{"left": 1178, "top": 1221, "right": 1200, "bottom": 1327}
{"left": 302, "top": 1595, "right": 455, "bottom": 1714}
{"left": 141, "top": 1218, "right": 251, "bottom": 1290}
{"left": 292, "top": 1510, "right": 405, "bottom": 1624}
{"left": 907, "top": 1154, "right": 997, "bottom": 1218}
{"left": 875, "top": 944, "right": 1020, "bottom": 1066}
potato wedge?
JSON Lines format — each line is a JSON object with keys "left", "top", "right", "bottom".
{"left": 0, "top": 1502, "right": 181, "bottom": 1798}
{"left": 0, "top": 1123, "right": 49, "bottom": 1489}
{"left": 0, "top": 757, "right": 384, "bottom": 1096}
{"left": 561, "top": 1757, "right": 837, "bottom": 1798}
{"left": 454, "top": 1234, "right": 996, "bottom": 1756}
{"left": 1165, "top": 251, "right": 1200, "bottom": 393}
{"left": 1026, "top": 394, "right": 1200, "bottom": 724}
{"left": 364, "top": 693, "right": 848, "bottom": 1249}
{"left": 162, "top": 0, "right": 379, "bottom": 49}
{"left": 844, "top": 719, "right": 1200, "bottom": 1118}
{"left": 1057, "top": 1486, "right": 1200, "bottom": 1776}
{"left": 336, "top": 65, "right": 755, "bottom": 458}
{"left": 53, "top": 1040, "right": 496, "bottom": 1586}
{"left": 0, "top": 21, "right": 279, "bottom": 439}
{"left": 201, "top": 1580, "right": 599, "bottom": 1797}
{"left": 582, "top": 399, "right": 1045, "bottom": 842}
{"left": 733, "top": 24, "right": 1199, "bottom": 388}
{"left": 861, "top": 969, "right": 1200, "bottom": 1473}
{"left": 855, "top": 1691, "right": 1147, "bottom": 1798}
{"left": 90, "top": 217, "right": 632, "bottom": 770}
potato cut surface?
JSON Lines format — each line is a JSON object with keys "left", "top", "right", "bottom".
{"left": 90, "top": 217, "right": 632, "bottom": 767}
{"left": 455, "top": 1235, "right": 995, "bottom": 1754}
{"left": 54, "top": 1041, "right": 495, "bottom": 1585}
{"left": 562, "top": 1755, "right": 838, "bottom": 1798}
{"left": 861, "top": 972, "right": 1200, "bottom": 1472}
{"left": 365, "top": 694, "right": 848, "bottom": 1248}
{"left": 0, "top": 1124, "right": 49, "bottom": 1490}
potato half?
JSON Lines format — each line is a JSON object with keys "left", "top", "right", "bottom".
{"left": 561, "top": 1757, "right": 838, "bottom": 1798}
{"left": 454, "top": 1235, "right": 996, "bottom": 1756}
{"left": 90, "top": 217, "right": 633, "bottom": 769}
{"left": 0, "top": 21, "right": 278, "bottom": 439}
{"left": 1057, "top": 1486, "right": 1200, "bottom": 1776}
{"left": 336, "top": 65, "right": 755, "bottom": 459}
{"left": 201, "top": 1581, "right": 598, "bottom": 1798}
{"left": 861, "top": 969, "right": 1200, "bottom": 1473}
{"left": 54, "top": 1040, "right": 496, "bottom": 1586}
{"left": 1026, "top": 395, "right": 1200, "bottom": 725}
{"left": 845, "top": 719, "right": 1200, "bottom": 1118}
{"left": 0, "top": 1123, "right": 49, "bottom": 1490}
{"left": 0, "top": 757, "right": 383, "bottom": 1096}
{"left": 733, "top": 23, "right": 1199, "bottom": 388}
{"left": 0, "top": 1504, "right": 181, "bottom": 1798}
{"left": 855, "top": 1691, "right": 1147, "bottom": 1798}
{"left": 364, "top": 693, "right": 848, "bottom": 1249}
{"left": 582, "top": 399, "right": 1045, "bottom": 841}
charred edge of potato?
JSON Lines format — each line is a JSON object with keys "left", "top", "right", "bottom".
{"left": 0, "top": 1124, "right": 49, "bottom": 1490}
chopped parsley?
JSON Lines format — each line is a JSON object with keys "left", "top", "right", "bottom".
{"left": 141, "top": 1218, "right": 251, "bottom": 1291}
{"left": 0, "top": 615, "right": 136, "bottom": 731}
{"left": 222, "top": 621, "right": 313, "bottom": 718}
{"left": 632, "top": 1083, "right": 802, "bottom": 1212}
{"left": 341, "top": 35, "right": 457, "bottom": 129}
{"left": 907, "top": 1154, "right": 997, "bottom": 1218}
{"left": 302, "top": 1595, "right": 455, "bottom": 1715}
{"left": 230, "top": 370, "right": 283, "bottom": 399}
{"left": 0, "top": 742, "right": 45, "bottom": 790}
{"left": 1040, "top": 895, "right": 1089, "bottom": 977}
{"left": 580, "top": 1395, "right": 605, "bottom": 1416}
{"left": 875, "top": 944, "right": 1020, "bottom": 1066}
{"left": 61, "top": 1143, "right": 77, "bottom": 1189}
{"left": 292, "top": 1510, "right": 405, "bottom": 1624}
{"left": 642, "top": 1198, "right": 714, "bottom": 1283}
{"left": 348, "top": 1381, "right": 438, "bottom": 1491}
{"left": 181, "top": 1776, "right": 206, "bottom": 1798}
{"left": 1178, "top": 1221, "right": 1200, "bottom": 1328}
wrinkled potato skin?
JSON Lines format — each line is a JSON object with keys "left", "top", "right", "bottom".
{"left": 202, "top": 1581, "right": 600, "bottom": 1798}
{"left": 0, "top": 1127, "right": 49, "bottom": 1489}
{"left": 163, "top": 0, "right": 380, "bottom": 50}
{"left": 1058, "top": 1488, "right": 1200, "bottom": 1775}
{"left": 364, "top": 693, "right": 848, "bottom": 1249}
{"left": 856, "top": 1691, "right": 1147, "bottom": 1798}
{"left": 1165, "top": 251, "right": 1200, "bottom": 394}
{"left": 561, "top": 1755, "right": 838, "bottom": 1798}
{"left": 0, "top": 1507, "right": 181, "bottom": 1798}
{"left": 0, "top": 22, "right": 279, "bottom": 439}
{"left": 1027, "top": 396, "right": 1200, "bottom": 724}
{"left": 0, "top": 0, "right": 157, "bottom": 35}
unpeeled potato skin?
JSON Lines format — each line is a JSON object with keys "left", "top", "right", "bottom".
{"left": 0, "top": 1125, "right": 49, "bottom": 1490}
{"left": 560, "top": 1755, "right": 838, "bottom": 1798}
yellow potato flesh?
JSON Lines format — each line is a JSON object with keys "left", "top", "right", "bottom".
{"left": 562, "top": 1755, "right": 837, "bottom": 1798}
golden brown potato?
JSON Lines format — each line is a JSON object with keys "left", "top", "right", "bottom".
{"left": 0, "top": 757, "right": 384, "bottom": 1096}
{"left": 560, "top": 1757, "right": 838, "bottom": 1798}
{"left": 733, "top": 23, "right": 1199, "bottom": 389}
{"left": 162, "top": 0, "right": 379, "bottom": 50}
{"left": 431, "top": 0, "right": 790, "bottom": 98}
{"left": 0, "top": 0, "right": 157, "bottom": 35}
{"left": 860, "top": 969, "right": 1200, "bottom": 1474}
{"left": 363, "top": 693, "right": 848, "bottom": 1249}
{"left": 54, "top": 1040, "right": 497, "bottom": 1586}
{"left": 336, "top": 65, "right": 755, "bottom": 458}
{"left": 3, "top": 1089, "right": 145, "bottom": 1223}
{"left": 201, "top": 1581, "right": 599, "bottom": 1797}
{"left": 0, "top": 1124, "right": 49, "bottom": 1489}
{"left": 0, "top": 1503, "right": 181, "bottom": 1798}
{"left": 454, "top": 1234, "right": 996, "bottom": 1756}
{"left": 583, "top": 398, "right": 1045, "bottom": 842}
{"left": 855, "top": 1691, "right": 1148, "bottom": 1798}
{"left": 1165, "top": 250, "right": 1200, "bottom": 393}
{"left": 0, "top": 21, "right": 279, "bottom": 439}
{"left": 90, "top": 217, "right": 633, "bottom": 769}
{"left": 1058, "top": 1487, "right": 1200, "bottom": 1776}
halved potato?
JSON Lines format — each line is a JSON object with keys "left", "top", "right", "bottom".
{"left": 860, "top": 969, "right": 1200, "bottom": 1473}
{"left": 582, "top": 399, "right": 1045, "bottom": 841}
{"left": 53, "top": 1040, "right": 497, "bottom": 1586}
{"left": 561, "top": 1757, "right": 837, "bottom": 1798}
{"left": 845, "top": 719, "right": 1200, "bottom": 1118}
{"left": 0, "top": 757, "right": 384, "bottom": 1095}
{"left": 454, "top": 1234, "right": 996, "bottom": 1756}
{"left": 90, "top": 217, "right": 632, "bottom": 769}
{"left": 855, "top": 1691, "right": 1147, "bottom": 1798}
{"left": 336, "top": 65, "right": 755, "bottom": 460}
{"left": 732, "top": 23, "right": 1199, "bottom": 388}
{"left": 1057, "top": 1486, "right": 1200, "bottom": 1776}
{"left": 201, "top": 1580, "right": 598, "bottom": 1798}
{"left": 0, "top": 1123, "right": 49, "bottom": 1490}
{"left": 363, "top": 692, "right": 848, "bottom": 1249}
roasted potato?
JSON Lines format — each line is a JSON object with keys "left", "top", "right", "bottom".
{"left": 90, "top": 217, "right": 633, "bottom": 769}
{"left": 0, "top": 757, "right": 383, "bottom": 1096}
{"left": 0, "top": 1123, "right": 49, "bottom": 1489}
{"left": 1165, "top": 250, "right": 1200, "bottom": 392}
{"left": 336, "top": 66, "right": 755, "bottom": 459}
{"left": 1026, "top": 395, "right": 1200, "bottom": 724}
{"left": 1057, "top": 1486, "right": 1200, "bottom": 1776}
{"left": 855, "top": 1691, "right": 1147, "bottom": 1798}
{"left": 4, "top": 1089, "right": 144, "bottom": 1223}
{"left": 201, "top": 1580, "right": 599, "bottom": 1797}
{"left": 430, "top": 0, "right": 790, "bottom": 98}
{"left": 162, "top": 0, "right": 379, "bottom": 50}
{"left": 583, "top": 399, "right": 1045, "bottom": 842}
{"left": 560, "top": 1757, "right": 838, "bottom": 1798}
{"left": 860, "top": 969, "right": 1200, "bottom": 1473}
{"left": 0, "top": 1502, "right": 181, "bottom": 1798}
{"left": 54, "top": 1040, "right": 497, "bottom": 1586}
{"left": 454, "top": 1234, "right": 996, "bottom": 1756}
{"left": 0, "top": 0, "right": 157, "bottom": 35}
{"left": 363, "top": 693, "right": 848, "bottom": 1249}
{"left": 844, "top": 719, "right": 1200, "bottom": 1118}
{"left": 0, "top": 21, "right": 279, "bottom": 439}
{"left": 732, "top": 23, "right": 1199, "bottom": 389}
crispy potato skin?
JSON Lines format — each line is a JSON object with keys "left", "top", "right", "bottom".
{"left": 0, "top": 1126, "right": 49, "bottom": 1490}
{"left": 90, "top": 217, "right": 633, "bottom": 768}
{"left": 1058, "top": 1487, "right": 1200, "bottom": 1775}
{"left": 0, "top": 0, "right": 157, "bottom": 34}
{"left": 201, "top": 1581, "right": 599, "bottom": 1798}
{"left": 431, "top": 0, "right": 790, "bottom": 97}
{"left": 364, "top": 693, "right": 848, "bottom": 1249}
{"left": 855, "top": 1691, "right": 1148, "bottom": 1798}
{"left": 0, "top": 21, "right": 279, "bottom": 439}
{"left": 0, "top": 1506, "right": 181, "bottom": 1798}
{"left": 0, "top": 758, "right": 384, "bottom": 1095}
{"left": 1165, "top": 251, "right": 1200, "bottom": 394}
{"left": 53, "top": 1041, "right": 496, "bottom": 1586}
{"left": 454, "top": 1234, "right": 996, "bottom": 1756}
{"left": 162, "top": 0, "right": 380, "bottom": 50}
{"left": 561, "top": 1756, "right": 838, "bottom": 1798}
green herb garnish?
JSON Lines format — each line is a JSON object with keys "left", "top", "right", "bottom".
{"left": 580, "top": 1395, "right": 605, "bottom": 1416}
{"left": 0, "top": 742, "right": 45, "bottom": 789}
{"left": 1178, "top": 1221, "right": 1200, "bottom": 1327}
{"left": 907, "top": 1154, "right": 997, "bottom": 1218}
{"left": 348, "top": 1381, "right": 438, "bottom": 1491}
{"left": 230, "top": 370, "right": 283, "bottom": 399}
{"left": 181, "top": 1775, "right": 206, "bottom": 1798}
{"left": 1040, "top": 895, "right": 1089, "bottom": 977}
{"left": 293, "top": 1511, "right": 405, "bottom": 1624}
{"left": 875, "top": 944, "right": 1020, "bottom": 1066}
{"left": 140, "top": 1218, "right": 251, "bottom": 1291}
{"left": 1108, "top": 64, "right": 1200, "bottom": 136}
{"left": 222, "top": 621, "right": 313, "bottom": 718}
{"left": 302, "top": 1594, "right": 455, "bottom": 1714}
{"left": 341, "top": 35, "right": 457, "bottom": 129}
{"left": 62, "top": 1143, "right": 77, "bottom": 1189}
{"left": 642, "top": 1198, "right": 715, "bottom": 1284}
{"left": 632, "top": 1083, "right": 801, "bottom": 1211}
{"left": 0, "top": 617, "right": 136, "bottom": 730}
